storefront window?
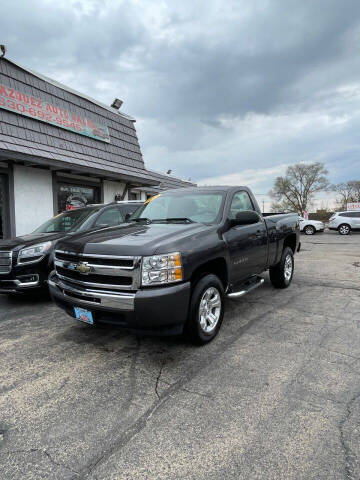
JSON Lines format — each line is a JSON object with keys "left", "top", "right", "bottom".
{"left": 57, "top": 183, "right": 100, "bottom": 213}
{"left": 128, "top": 191, "right": 141, "bottom": 200}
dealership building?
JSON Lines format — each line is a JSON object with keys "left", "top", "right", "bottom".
{"left": 0, "top": 56, "right": 194, "bottom": 239}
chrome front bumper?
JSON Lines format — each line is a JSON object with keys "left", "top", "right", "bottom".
{"left": 48, "top": 273, "right": 135, "bottom": 310}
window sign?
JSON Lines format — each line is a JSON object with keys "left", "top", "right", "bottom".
{"left": 57, "top": 184, "right": 99, "bottom": 213}
{"left": 0, "top": 83, "right": 110, "bottom": 143}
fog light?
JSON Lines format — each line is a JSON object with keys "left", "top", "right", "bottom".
{"left": 17, "top": 274, "right": 39, "bottom": 285}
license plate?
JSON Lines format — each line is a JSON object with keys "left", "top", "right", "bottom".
{"left": 74, "top": 307, "right": 94, "bottom": 325}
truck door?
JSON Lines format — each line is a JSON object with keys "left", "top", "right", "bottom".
{"left": 223, "top": 191, "right": 268, "bottom": 283}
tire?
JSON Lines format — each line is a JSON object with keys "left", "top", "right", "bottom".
{"left": 304, "top": 225, "right": 315, "bottom": 235}
{"left": 338, "top": 224, "right": 351, "bottom": 235}
{"left": 186, "top": 274, "right": 225, "bottom": 345}
{"left": 269, "top": 247, "right": 294, "bottom": 289}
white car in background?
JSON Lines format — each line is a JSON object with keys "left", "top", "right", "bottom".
{"left": 299, "top": 216, "right": 325, "bottom": 235}
{"left": 328, "top": 211, "right": 360, "bottom": 235}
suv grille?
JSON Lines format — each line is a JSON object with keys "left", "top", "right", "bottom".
{"left": 0, "top": 252, "right": 12, "bottom": 274}
{"left": 54, "top": 250, "right": 140, "bottom": 291}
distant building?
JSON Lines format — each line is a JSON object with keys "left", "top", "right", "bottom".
{"left": 0, "top": 56, "right": 195, "bottom": 238}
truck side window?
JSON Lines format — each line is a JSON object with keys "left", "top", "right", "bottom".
{"left": 229, "top": 191, "right": 254, "bottom": 219}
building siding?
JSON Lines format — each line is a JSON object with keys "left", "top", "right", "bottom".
{"left": 0, "top": 58, "right": 148, "bottom": 181}
{"left": 13, "top": 165, "right": 53, "bottom": 236}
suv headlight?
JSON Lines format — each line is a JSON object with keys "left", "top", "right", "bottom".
{"left": 141, "top": 252, "right": 183, "bottom": 286}
{"left": 18, "top": 241, "right": 52, "bottom": 265}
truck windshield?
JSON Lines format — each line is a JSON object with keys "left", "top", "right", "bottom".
{"left": 130, "top": 192, "right": 225, "bottom": 224}
{"left": 33, "top": 208, "right": 98, "bottom": 233}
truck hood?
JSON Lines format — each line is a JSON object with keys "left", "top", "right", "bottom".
{"left": 56, "top": 222, "right": 213, "bottom": 257}
{"left": 0, "top": 232, "right": 66, "bottom": 252}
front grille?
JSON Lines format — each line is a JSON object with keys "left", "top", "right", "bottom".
{"left": 57, "top": 266, "right": 132, "bottom": 286}
{"left": 56, "top": 251, "right": 134, "bottom": 268}
{"left": 0, "top": 252, "right": 12, "bottom": 274}
{"left": 54, "top": 250, "right": 141, "bottom": 291}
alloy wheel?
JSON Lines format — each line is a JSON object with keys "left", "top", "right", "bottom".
{"left": 339, "top": 225, "right": 350, "bottom": 235}
{"left": 284, "top": 254, "right": 293, "bottom": 281}
{"left": 199, "top": 287, "right": 222, "bottom": 334}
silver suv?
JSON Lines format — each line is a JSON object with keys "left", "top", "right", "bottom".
{"left": 328, "top": 211, "right": 360, "bottom": 235}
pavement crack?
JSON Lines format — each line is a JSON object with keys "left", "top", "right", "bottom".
{"left": 122, "top": 337, "right": 141, "bottom": 411}
{"left": 293, "top": 279, "right": 360, "bottom": 292}
{"left": 58, "top": 377, "right": 69, "bottom": 391}
{"left": 155, "top": 361, "right": 165, "bottom": 399}
{"left": 44, "top": 449, "right": 80, "bottom": 476}
{"left": 339, "top": 390, "right": 360, "bottom": 480}
{"left": 1, "top": 447, "right": 80, "bottom": 476}
{"left": 180, "top": 386, "right": 213, "bottom": 399}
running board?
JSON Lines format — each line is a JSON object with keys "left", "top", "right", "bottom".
{"left": 227, "top": 277, "right": 264, "bottom": 298}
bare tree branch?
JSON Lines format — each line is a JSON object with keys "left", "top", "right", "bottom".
{"left": 269, "top": 162, "right": 329, "bottom": 213}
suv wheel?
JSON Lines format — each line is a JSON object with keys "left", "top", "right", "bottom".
{"left": 338, "top": 224, "right": 351, "bottom": 235}
{"left": 186, "top": 274, "right": 225, "bottom": 345}
{"left": 304, "top": 225, "right": 315, "bottom": 235}
{"left": 269, "top": 247, "right": 294, "bottom": 289}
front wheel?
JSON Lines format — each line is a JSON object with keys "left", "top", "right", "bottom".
{"left": 304, "top": 225, "right": 315, "bottom": 235}
{"left": 338, "top": 224, "right": 351, "bottom": 235}
{"left": 186, "top": 274, "right": 225, "bottom": 345}
{"left": 269, "top": 247, "right": 294, "bottom": 289}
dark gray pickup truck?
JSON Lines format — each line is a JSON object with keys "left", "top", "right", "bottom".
{"left": 49, "top": 186, "right": 300, "bottom": 344}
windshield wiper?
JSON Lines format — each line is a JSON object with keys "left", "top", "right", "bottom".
{"left": 130, "top": 218, "right": 152, "bottom": 224}
{"left": 154, "top": 218, "right": 195, "bottom": 224}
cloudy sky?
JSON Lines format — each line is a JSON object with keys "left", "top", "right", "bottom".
{"left": 2, "top": 0, "right": 360, "bottom": 208}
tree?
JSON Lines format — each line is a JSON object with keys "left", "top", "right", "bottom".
{"left": 331, "top": 180, "right": 360, "bottom": 209}
{"left": 269, "top": 162, "right": 329, "bottom": 213}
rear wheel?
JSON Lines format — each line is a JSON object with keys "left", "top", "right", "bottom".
{"left": 269, "top": 247, "right": 294, "bottom": 289}
{"left": 304, "top": 225, "right": 315, "bottom": 235}
{"left": 338, "top": 224, "right": 351, "bottom": 235}
{"left": 186, "top": 274, "right": 225, "bottom": 345}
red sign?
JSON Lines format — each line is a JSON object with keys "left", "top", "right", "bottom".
{"left": 347, "top": 202, "right": 360, "bottom": 211}
{"left": 0, "top": 83, "right": 110, "bottom": 143}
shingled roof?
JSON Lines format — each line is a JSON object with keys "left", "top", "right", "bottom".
{"left": 0, "top": 57, "right": 158, "bottom": 186}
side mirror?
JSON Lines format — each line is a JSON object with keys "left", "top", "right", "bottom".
{"left": 230, "top": 210, "right": 261, "bottom": 227}
{"left": 125, "top": 213, "right": 131, "bottom": 221}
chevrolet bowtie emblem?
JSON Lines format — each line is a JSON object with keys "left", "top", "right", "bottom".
{"left": 76, "top": 262, "right": 91, "bottom": 275}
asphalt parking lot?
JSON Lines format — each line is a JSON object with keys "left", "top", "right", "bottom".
{"left": 1, "top": 231, "right": 360, "bottom": 480}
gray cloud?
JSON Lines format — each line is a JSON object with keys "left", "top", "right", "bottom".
{"left": 1, "top": 0, "right": 360, "bottom": 198}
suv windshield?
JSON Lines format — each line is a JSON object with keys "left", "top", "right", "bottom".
{"left": 130, "top": 192, "right": 225, "bottom": 224}
{"left": 33, "top": 208, "right": 98, "bottom": 233}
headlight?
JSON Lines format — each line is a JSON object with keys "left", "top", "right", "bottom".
{"left": 141, "top": 252, "right": 183, "bottom": 286}
{"left": 18, "top": 241, "right": 52, "bottom": 264}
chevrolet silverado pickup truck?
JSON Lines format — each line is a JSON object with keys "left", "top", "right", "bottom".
{"left": 0, "top": 201, "right": 142, "bottom": 295}
{"left": 49, "top": 186, "right": 300, "bottom": 344}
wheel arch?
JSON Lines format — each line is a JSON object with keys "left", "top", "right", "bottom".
{"left": 283, "top": 233, "right": 297, "bottom": 253}
{"left": 190, "top": 257, "right": 228, "bottom": 290}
